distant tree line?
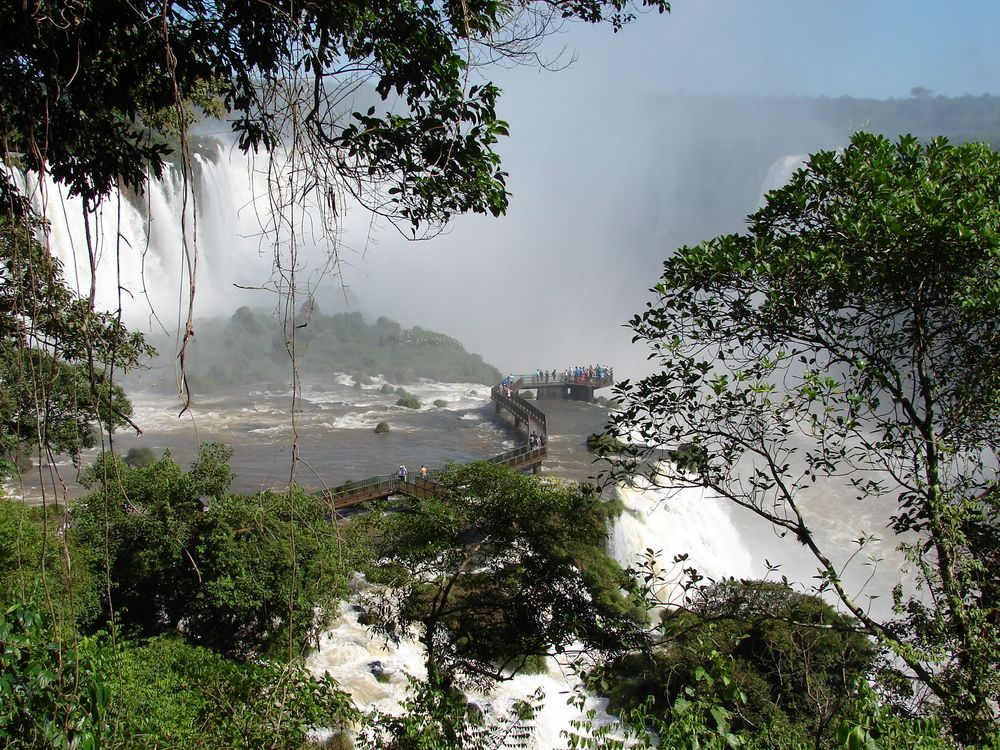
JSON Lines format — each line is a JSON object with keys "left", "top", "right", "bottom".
{"left": 138, "top": 306, "right": 502, "bottom": 393}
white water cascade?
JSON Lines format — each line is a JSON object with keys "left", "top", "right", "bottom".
{"left": 11, "top": 142, "right": 829, "bottom": 747}
{"left": 306, "top": 596, "right": 621, "bottom": 749}
{"left": 758, "top": 153, "right": 808, "bottom": 201}
{"left": 608, "top": 467, "right": 754, "bottom": 619}
{"left": 301, "top": 469, "right": 756, "bottom": 748}
{"left": 14, "top": 139, "right": 348, "bottom": 335}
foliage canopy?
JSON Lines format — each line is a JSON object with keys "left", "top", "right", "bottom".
{"left": 1, "top": 0, "right": 669, "bottom": 231}
{"left": 0, "top": 212, "right": 152, "bottom": 480}
{"left": 69, "top": 444, "right": 354, "bottom": 660}
{"left": 608, "top": 132, "right": 1000, "bottom": 744}
{"left": 357, "top": 461, "right": 646, "bottom": 691}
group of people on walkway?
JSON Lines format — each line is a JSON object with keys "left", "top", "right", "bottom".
{"left": 528, "top": 365, "right": 612, "bottom": 384}
{"left": 397, "top": 464, "right": 428, "bottom": 482}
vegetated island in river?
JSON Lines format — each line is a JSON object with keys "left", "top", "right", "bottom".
{"left": 137, "top": 305, "right": 503, "bottom": 392}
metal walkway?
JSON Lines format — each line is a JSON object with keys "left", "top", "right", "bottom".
{"left": 324, "top": 370, "right": 610, "bottom": 509}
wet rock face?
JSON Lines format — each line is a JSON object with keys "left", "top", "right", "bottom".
{"left": 368, "top": 660, "right": 391, "bottom": 681}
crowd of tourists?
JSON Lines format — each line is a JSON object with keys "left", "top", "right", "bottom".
{"left": 496, "top": 366, "right": 613, "bottom": 395}
{"left": 527, "top": 365, "right": 612, "bottom": 384}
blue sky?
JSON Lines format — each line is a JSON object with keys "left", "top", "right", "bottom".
{"left": 534, "top": 0, "right": 1000, "bottom": 99}
{"left": 345, "top": 2, "right": 1000, "bottom": 376}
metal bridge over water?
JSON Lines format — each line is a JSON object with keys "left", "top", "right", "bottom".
{"left": 323, "top": 371, "right": 612, "bottom": 510}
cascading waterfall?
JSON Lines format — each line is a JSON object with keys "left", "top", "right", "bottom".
{"left": 758, "top": 153, "right": 808, "bottom": 199}
{"left": 15, "top": 139, "right": 331, "bottom": 332}
{"left": 608, "top": 467, "right": 755, "bottom": 620}
{"left": 302, "top": 468, "right": 756, "bottom": 748}
{"left": 306, "top": 592, "right": 621, "bottom": 748}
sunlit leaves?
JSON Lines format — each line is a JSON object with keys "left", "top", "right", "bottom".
{"left": 608, "top": 132, "right": 1000, "bottom": 743}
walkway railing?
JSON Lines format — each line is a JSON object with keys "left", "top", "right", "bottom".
{"left": 508, "top": 371, "right": 615, "bottom": 389}
{"left": 490, "top": 384, "right": 546, "bottom": 433}
{"left": 325, "top": 366, "right": 611, "bottom": 510}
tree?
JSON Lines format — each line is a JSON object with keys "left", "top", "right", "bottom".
{"left": 1, "top": 0, "right": 667, "bottom": 461}
{"left": 1, "top": 0, "right": 669, "bottom": 229}
{"left": 597, "top": 580, "right": 876, "bottom": 748}
{"left": 71, "top": 449, "right": 209, "bottom": 636}
{"left": 0, "top": 211, "right": 151, "bottom": 480}
{"left": 0, "top": 605, "right": 109, "bottom": 748}
{"left": 608, "top": 133, "right": 1000, "bottom": 744}
{"left": 70, "top": 444, "right": 353, "bottom": 659}
{"left": 356, "top": 461, "right": 646, "bottom": 692}
{"left": 102, "top": 634, "right": 358, "bottom": 749}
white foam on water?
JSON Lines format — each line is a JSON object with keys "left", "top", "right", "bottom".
{"left": 397, "top": 380, "right": 490, "bottom": 410}
{"left": 609, "top": 464, "right": 754, "bottom": 614}
{"left": 246, "top": 424, "right": 293, "bottom": 436}
{"left": 308, "top": 603, "right": 624, "bottom": 749}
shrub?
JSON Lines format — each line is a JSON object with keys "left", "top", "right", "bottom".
{"left": 396, "top": 395, "right": 420, "bottom": 409}
{"left": 433, "top": 399, "right": 448, "bottom": 408}
{"left": 0, "top": 606, "right": 107, "bottom": 748}
{"left": 124, "top": 446, "right": 156, "bottom": 468}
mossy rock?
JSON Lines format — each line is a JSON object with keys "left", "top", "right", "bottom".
{"left": 396, "top": 395, "right": 420, "bottom": 409}
{"left": 379, "top": 384, "right": 395, "bottom": 394}
{"left": 520, "top": 390, "right": 534, "bottom": 399}
{"left": 374, "top": 421, "right": 390, "bottom": 434}
{"left": 433, "top": 399, "right": 448, "bottom": 408}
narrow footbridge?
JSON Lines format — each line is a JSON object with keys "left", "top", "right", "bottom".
{"left": 323, "top": 370, "right": 612, "bottom": 510}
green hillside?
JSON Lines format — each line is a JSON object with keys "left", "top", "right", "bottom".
{"left": 146, "top": 307, "right": 501, "bottom": 391}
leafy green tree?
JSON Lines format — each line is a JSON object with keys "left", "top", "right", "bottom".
{"left": 608, "top": 133, "right": 1000, "bottom": 743}
{"left": 71, "top": 450, "right": 205, "bottom": 635}
{"left": 0, "top": 604, "right": 109, "bottom": 749}
{"left": 70, "top": 444, "right": 352, "bottom": 658}
{"left": 183, "top": 486, "right": 351, "bottom": 660}
{"left": 0, "top": 497, "right": 103, "bottom": 630}
{"left": 357, "top": 461, "right": 646, "bottom": 692}
{"left": 98, "top": 635, "right": 357, "bottom": 749}
{"left": 1, "top": 0, "right": 669, "bottom": 229}
{"left": 357, "top": 677, "right": 540, "bottom": 750}
{"left": 597, "top": 580, "right": 876, "bottom": 749}
{"left": 0, "top": 211, "right": 151, "bottom": 480}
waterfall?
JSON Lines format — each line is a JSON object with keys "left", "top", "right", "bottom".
{"left": 608, "top": 466, "right": 754, "bottom": 619}
{"left": 307, "top": 599, "right": 620, "bottom": 748}
{"left": 16, "top": 140, "right": 330, "bottom": 334}
{"left": 758, "top": 153, "right": 808, "bottom": 203}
